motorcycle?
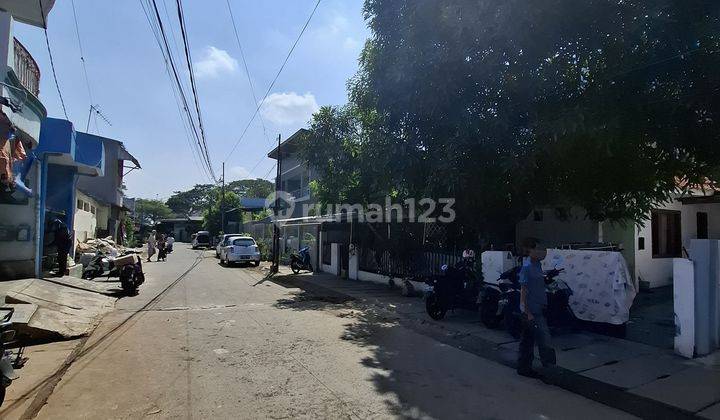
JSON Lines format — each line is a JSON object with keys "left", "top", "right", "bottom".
{"left": 119, "top": 256, "right": 145, "bottom": 295}
{"left": 290, "top": 246, "right": 313, "bottom": 274}
{"left": 0, "top": 307, "right": 27, "bottom": 406}
{"left": 82, "top": 252, "right": 119, "bottom": 280}
{"left": 424, "top": 250, "right": 479, "bottom": 320}
{"left": 480, "top": 265, "right": 568, "bottom": 338}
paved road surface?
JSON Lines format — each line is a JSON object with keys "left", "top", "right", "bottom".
{"left": 35, "top": 245, "right": 635, "bottom": 419}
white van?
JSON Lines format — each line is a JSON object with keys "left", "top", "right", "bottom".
{"left": 191, "top": 231, "right": 211, "bottom": 249}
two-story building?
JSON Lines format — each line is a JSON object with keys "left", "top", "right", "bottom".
{"left": 0, "top": 1, "right": 53, "bottom": 279}
{"left": 75, "top": 135, "right": 140, "bottom": 245}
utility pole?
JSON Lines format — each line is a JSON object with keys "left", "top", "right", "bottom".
{"left": 221, "top": 162, "right": 225, "bottom": 234}
{"left": 271, "top": 134, "right": 282, "bottom": 274}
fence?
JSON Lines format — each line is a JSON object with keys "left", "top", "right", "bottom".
{"left": 357, "top": 244, "right": 462, "bottom": 278}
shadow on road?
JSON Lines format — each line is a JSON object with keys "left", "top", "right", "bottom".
{"left": 266, "top": 272, "right": 478, "bottom": 419}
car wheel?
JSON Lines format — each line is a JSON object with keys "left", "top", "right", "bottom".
{"left": 254, "top": 260, "right": 260, "bottom": 267}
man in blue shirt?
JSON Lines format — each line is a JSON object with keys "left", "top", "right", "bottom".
{"left": 517, "top": 238, "right": 556, "bottom": 378}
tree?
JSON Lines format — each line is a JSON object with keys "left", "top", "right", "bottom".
{"left": 166, "top": 184, "right": 214, "bottom": 216}
{"left": 302, "top": 0, "right": 720, "bottom": 242}
{"left": 135, "top": 199, "right": 172, "bottom": 226}
{"left": 203, "top": 190, "right": 241, "bottom": 235}
{"left": 227, "top": 178, "right": 274, "bottom": 199}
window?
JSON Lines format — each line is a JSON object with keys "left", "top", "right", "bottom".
{"left": 697, "top": 212, "right": 708, "bottom": 239}
{"left": 651, "top": 210, "right": 681, "bottom": 258}
{"left": 232, "top": 238, "right": 256, "bottom": 247}
{"left": 77, "top": 199, "right": 83, "bottom": 209}
{"left": 83, "top": 202, "right": 90, "bottom": 212}
{"left": 90, "top": 205, "right": 96, "bottom": 215}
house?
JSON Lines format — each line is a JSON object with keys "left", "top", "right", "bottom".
{"left": 267, "top": 129, "right": 321, "bottom": 261}
{"left": 75, "top": 134, "right": 140, "bottom": 245}
{"left": 35, "top": 118, "right": 104, "bottom": 276}
{"left": 156, "top": 216, "right": 203, "bottom": 242}
{"left": 516, "top": 188, "right": 720, "bottom": 289}
{"left": 0, "top": 2, "right": 54, "bottom": 279}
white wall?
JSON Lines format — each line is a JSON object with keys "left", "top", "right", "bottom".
{"left": 635, "top": 200, "right": 720, "bottom": 288}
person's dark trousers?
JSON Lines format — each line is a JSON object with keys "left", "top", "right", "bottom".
{"left": 517, "top": 312, "right": 556, "bottom": 373}
{"left": 56, "top": 249, "right": 68, "bottom": 277}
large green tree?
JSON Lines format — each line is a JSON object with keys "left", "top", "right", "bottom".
{"left": 302, "top": 0, "right": 720, "bottom": 242}
{"left": 227, "top": 178, "right": 274, "bottom": 199}
{"left": 135, "top": 199, "right": 172, "bottom": 226}
{"left": 166, "top": 184, "right": 214, "bottom": 216}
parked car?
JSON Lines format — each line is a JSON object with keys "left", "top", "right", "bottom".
{"left": 191, "top": 231, "right": 211, "bottom": 249}
{"left": 216, "top": 234, "right": 242, "bottom": 257}
{"left": 219, "top": 236, "right": 261, "bottom": 266}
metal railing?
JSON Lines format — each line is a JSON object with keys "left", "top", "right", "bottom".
{"left": 13, "top": 38, "right": 40, "bottom": 97}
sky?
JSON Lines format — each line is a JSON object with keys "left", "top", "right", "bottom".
{"left": 14, "top": 0, "right": 369, "bottom": 200}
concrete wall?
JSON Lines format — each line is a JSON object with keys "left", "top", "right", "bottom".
{"left": 0, "top": 159, "right": 39, "bottom": 278}
{"left": 636, "top": 200, "right": 720, "bottom": 288}
{"left": 74, "top": 190, "right": 99, "bottom": 243}
{"left": 76, "top": 137, "right": 121, "bottom": 207}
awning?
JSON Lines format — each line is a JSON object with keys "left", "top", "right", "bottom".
{"left": 118, "top": 144, "right": 140, "bottom": 169}
{"left": 0, "top": 0, "right": 55, "bottom": 28}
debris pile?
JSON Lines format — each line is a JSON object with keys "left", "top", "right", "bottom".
{"left": 76, "top": 236, "right": 122, "bottom": 258}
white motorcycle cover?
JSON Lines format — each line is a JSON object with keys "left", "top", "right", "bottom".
{"left": 542, "top": 249, "right": 637, "bottom": 325}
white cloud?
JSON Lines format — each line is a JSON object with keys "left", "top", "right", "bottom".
{"left": 230, "top": 166, "right": 250, "bottom": 179}
{"left": 195, "top": 46, "right": 238, "bottom": 78}
{"left": 260, "top": 92, "right": 319, "bottom": 125}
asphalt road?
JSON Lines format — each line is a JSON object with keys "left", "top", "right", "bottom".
{"left": 34, "top": 245, "right": 635, "bottom": 419}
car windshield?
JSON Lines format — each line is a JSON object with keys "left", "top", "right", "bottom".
{"left": 196, "top": 234, "right": 209, "bottom": 242}
{"left": 232, "top": 238, "right": 255, "bottom": 247}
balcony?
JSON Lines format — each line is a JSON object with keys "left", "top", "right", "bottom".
{"left": 13, "top": 38, "right": 40, "bottom": 97}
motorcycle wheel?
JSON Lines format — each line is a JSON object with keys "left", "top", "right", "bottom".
{"left": 291, "top": 261, "right": 301, "bottom": 274}
{"left": 505, "top": 312, "right": 522, "bottom": 339}
{"left": 425, "top": 294, "right": 447, "bottom": 320}
{"left": 480, "top": 300, "right": 502, "bottom": 329}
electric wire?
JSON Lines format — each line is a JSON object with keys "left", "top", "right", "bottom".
{"left": 38, "top": 0, "right": 69, "bottom": 119}
{"left": 140, "top": 0, "right": 213, "bottom": 182}
{"left": 175, "top": 0, "right": 216, "bottom": 180}
{"left": 225, "top": 0, "right": 269, "bottom": 143}
{"left": 225, "top": 0, "right": 322, "bottom": 162}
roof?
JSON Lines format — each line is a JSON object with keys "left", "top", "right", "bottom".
{"left": 267, "top": 129, "right": 309, "bottom": 160}
{"left": 75, "top": 131, "right": 141, "bottom": 168}
{"left": 0, "top": 0, "right": 55, "bottom": 27}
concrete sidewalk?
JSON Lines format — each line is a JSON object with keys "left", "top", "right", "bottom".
{"left": 273, "top": 268, "right": 720, "bottom": 420}
{"left": 0, "top": 277, "right": 117, "bottom": 339}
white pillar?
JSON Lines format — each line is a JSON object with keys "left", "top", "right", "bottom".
{"left": 348, "top": 244, "right": 358, "bottom": 280}
{"left": 673, "top": 258, "right": 695, "bottom": 358}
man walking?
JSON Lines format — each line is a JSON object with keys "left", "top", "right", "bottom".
{"left": 517, "top": 238, "right": 556, "bottom": 378}
{"left": 51, "top": 218, "right": 71, "bottom": 277}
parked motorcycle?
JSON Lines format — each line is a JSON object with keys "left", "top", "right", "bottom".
{"left": 119, "top": 256, "right": 145, "bottom": 295}
{"left": 424, "top": 250, "right": 479, "bottom": 320}
{"left": 0, "top": 307, "right": 27, "bottom": 406}
{"left": 290, "top": 246, "right": 313, "bottom": 274}
{"left": 480, "top": 265, "right": 569, "bottom": 338}
{"left": 82, "top": 253, "right": 119, "bottom": 280}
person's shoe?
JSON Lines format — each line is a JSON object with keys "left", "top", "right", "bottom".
{"left": 517, "top": 369, "right": 542, "bottom": 379}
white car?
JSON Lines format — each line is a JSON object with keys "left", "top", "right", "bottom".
{"left": 219, "top": 236, "right": 261, "bottom": 266}
{"left": 191, "top": 231, "right": 211, "bottom": 249}
{"left": 216, "top": 234, "right": 242, "bottom": 258}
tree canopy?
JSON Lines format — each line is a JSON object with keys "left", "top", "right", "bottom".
{"left": 135, "top": 199, "right": 172, "bottom": 226}
{"left": 301, "top": 0, "right": 720, "bottom": 242}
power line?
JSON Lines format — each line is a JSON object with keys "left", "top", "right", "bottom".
{"left": 225, "top": 0, "right": 269, "bottom": 143}
{"left": 225, "top": 0, "right": 322, "bottom": 161}
{"left": 38, "top": 0, "right": 68, "bottom": 119}
{"left": 140, "top": 0, "right": 213, "bottom": 183}
{"left": 175, "top": 0, "right": 215, "bottom": 180}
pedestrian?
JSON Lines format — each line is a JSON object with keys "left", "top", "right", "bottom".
{"left": 146, "top": 230, "right": 157, "bottom": 262}
{"left": 50, "top": 218, "right": 71, "bottom": 277}
{"left": 157, "top": 234, "right": 167, "bottom": 262}
{"left": 517, "top": 237, "right": 556, "bottom": 378}
{"left": 166, "top": 234, "right": 174, "bottom": 253}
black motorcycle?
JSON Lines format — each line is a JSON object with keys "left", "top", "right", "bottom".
{"left": 290, "top": 246, "right": 313, "bottom": 274}
{"left": 481, "top": 266, "right": 569, "bottom": 338}
{"left": 119, "top": 257, "right": 145, "bottom": 295}
{"left": 424, "top": 253, "right": 479, "bottom": 320}
{"left": 0, "top": 307, "right": 27, "bottom": 406}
